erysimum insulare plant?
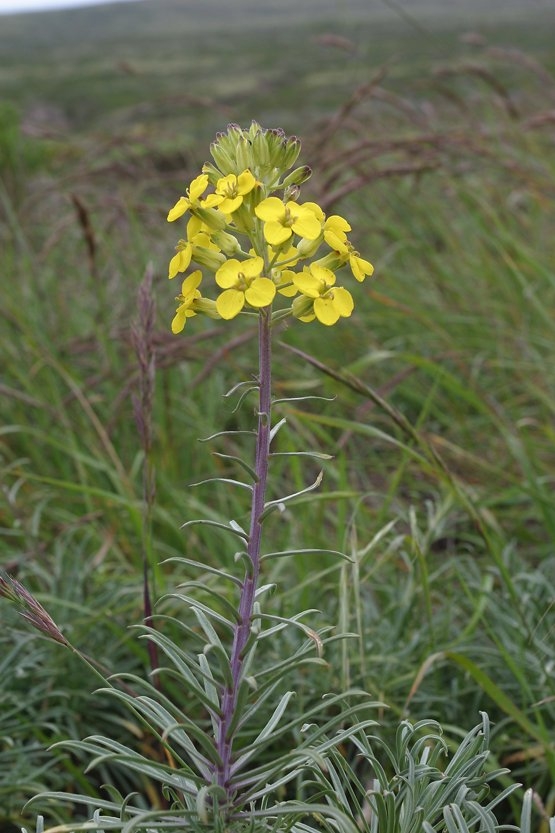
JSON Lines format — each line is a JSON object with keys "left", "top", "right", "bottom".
{"left": 165, "top": 124, "right": 376, "bottom": 806}
{"left": 166, "top": 122, "right": 373, "bottom": 331}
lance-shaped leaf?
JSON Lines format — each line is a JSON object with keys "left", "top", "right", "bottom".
{"left": 269, "top": 450, "right": 333, "bottom": 460}
{"left": 198, "top": 428, "right": 255, "bottom": 442}
{"left": 189, "top": 476, "right": 253, "bottom": 492}
{"left": 261, "top": 547, "right": 352, "bottom": 563}
{"left": 173, "top": 581, "right": 240, "bottom": 624}
{"left": 259, "top": 471, "right": 323, "bottom": 521}
{"left": 211, "top": 451, "right": 258, "bottom": 481}
{"left": 162, "top": 557, "right": 242, "bottom": 587}
{"left": 180, "top": 518, "right": 248, "bottom": 540}
{"left": 167, "top": 592, "right": 236, "bottom": 631}
{"left": 231, "top": 691, "right": 296, "bottom": 776}
{"left": 269, "top": 417, "right": 287, "bottom": 443}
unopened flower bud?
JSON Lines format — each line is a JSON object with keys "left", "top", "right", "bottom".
{"left": 193, "top": 297, "right": 220, "bottom": 318}
{"left": 193, "top": 246, "right": 226, "bottom": 272}
{"left": 195, "top": 206, "right": 228, "bottom": 231}
{"left": 282, "top": 165, "right": 312, "bottom": 189}
{"left": 212, "top": 230, "right": 243, "bottom": 256}
{"left": 283, "top": 136, "right": 301, "bottom": 169}
{"left": 283, "top": 184, "right": 300, "bottom": 203}
{"left": 236, "top": 136, "right": 252, "bottom": 173}
{"left": 312, "top": 251, "right": 346, "bottom": 272}
{"left": 202, "top": 161, "right": 221, "bottom": 186}
{"left": 210, "top": 147, "right": 233, "bottom": 175}
{"left": 252, "top": 129, "right": 270, "bottom": 168}
{"left": 297, "top": 233, "right": 324, "bottom": 258}
{"left": 291, "top": 295, "right": 315, "bottom": 321}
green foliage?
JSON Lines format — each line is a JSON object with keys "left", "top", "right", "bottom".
{"left": 0, "top": 103, "right": 51, "bottom": 203}
{"left": 305, "top": 714, "right": 519, "bottom": 833}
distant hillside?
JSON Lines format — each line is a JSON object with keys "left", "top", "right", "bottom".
{"left": 1, "top": 0, "right": 553, "bottom": 139}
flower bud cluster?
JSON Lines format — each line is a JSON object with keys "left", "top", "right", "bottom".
{"left": 166, "top": 122, "right": 373, "bottom": 332}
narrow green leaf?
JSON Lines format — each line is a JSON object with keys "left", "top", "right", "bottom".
{"left": 446, "top": 652, "right": 550, "bottom": 746}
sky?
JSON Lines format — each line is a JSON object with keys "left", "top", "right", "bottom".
{"left": 0, "top": 0, "right": 143, "bottom": 13}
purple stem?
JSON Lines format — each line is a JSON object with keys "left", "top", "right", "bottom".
{"left": 215, "top": 307, "right": 272, "bottom": 798}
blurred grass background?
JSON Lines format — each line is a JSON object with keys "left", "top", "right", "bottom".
{"left": 1, "top": 0, "right": 555, "bottom": 828}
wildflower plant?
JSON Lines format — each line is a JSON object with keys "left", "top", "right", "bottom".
{"left": 1, "top": 123, "right": 538, "bottom": 833}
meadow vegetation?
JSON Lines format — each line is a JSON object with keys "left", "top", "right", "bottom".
{"left": 0, "top": 0, "right": 554, "bottom": 830}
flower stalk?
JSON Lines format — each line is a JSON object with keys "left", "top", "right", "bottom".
{"left": 216, "top": 307, "right": 272, "bottom": 796}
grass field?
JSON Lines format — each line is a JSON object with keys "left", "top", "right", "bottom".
{"left": 1, "top": 0, "right": 555, "bottom": 830}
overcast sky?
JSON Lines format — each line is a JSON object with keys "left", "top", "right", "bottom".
{"left": 0, "top": 0, "right": 143, "bottom": 12}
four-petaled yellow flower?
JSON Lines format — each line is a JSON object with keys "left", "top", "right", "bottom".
{"left": 167, "top": 174, "right": 210, "bottom": 223}
{"left": 168, "top": 217, "right": 218, "bottom": 279}
{"left": 204, "top": 170, "right": 258, "bottom": 214}
{"left": 324, "top": 216, "right": 374, "bottom": 282}
{"left": 292, "top": 264, "right": 354, "bottom": 326}
{"left": 255, "top": 198, "right": 321, "bottom": 246}
{"left": 171, "top": 271, "right": 203, "bottom": 334}
{"left": 215, "top": 256, "right": 276, "bottom": 319}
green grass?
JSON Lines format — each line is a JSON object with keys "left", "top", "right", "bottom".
{"left": 1, "top": 0, "right": 555, "bottom": 829}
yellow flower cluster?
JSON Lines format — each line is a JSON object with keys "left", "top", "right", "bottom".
{"left": 166, "top": 123, "right": 373, "bottom": 333}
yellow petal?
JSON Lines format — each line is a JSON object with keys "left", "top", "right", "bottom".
{"left": 274, "top": 245, "right": 300, "bottom": 267}
{"left": 264, "top": 222, "right": 291, "bottom": 247}
{"left": 186, "top": 215, "right": 204, "bottom": 238}
{"left": 203, "top": 193, "right": 224, "bottom": 209}
{"left": 291, "top": 210, "right": 321, "bottom": 240}
{"left": 167, "top": 197, "right": 188, "bottom": 223}
{"left": 218, "top": 195, "right": 243, "bottom": 214}
{"left": 324, "top": 229, "right": 348, "bottom": 253}
{"left": 168, "top": 246, "right": 192, "bottom": 279}
{"left": 188, "top": 173, "right": 209, "bottom": 202}
{"left": 309, "top": 264, "right": 335, "bottom": 287}
{"left": 255, "top": 196, "right": 285, "bottom": 222}
{"left": 325, "top": 214, "right": 351, "bottom": 234}
{"left": 237, "top": 169, "right": 258, "bottom": 194}
{"left": 333, "top": 287, "right": 354, "bottom": 317}
{"left": 181, "top": 270, "right": 202, "bottom": 295}
{"left": 216, "top": 288, "right": 245, "bottom": 319}
{"left": 216, "top": 173, "right": 236, "bottom": 194}
{"left": 292, "top": 272, "right": 320, "bottom": 298}
{"left": 314, "top": 297, "right": 340, "bottom": 326}
{"left": 276, "top": 269, "right": 298, "bottom": 297}
{"left": 215, "top": 259, "right": 241, "bottom": 289}
{"left": 241, "top": 255, "right": 264, "bottom": 278}
{"left": 171, "top": 305, "right": 195, "bottom": 334}
{"left": 245, "top": 278, "right": 276, "bottom": 308}
{"left": 351, "top": 255, "right": 374, "bottom": 282}
{"left": 303, "top": 201, "right": 326, "bottom": 223}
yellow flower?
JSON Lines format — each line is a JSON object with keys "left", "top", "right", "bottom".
{"left": 168, "top": 217, "right": 220, "bottom": 279}
{"left": 292, "top": 264, "right": 354, "bottom": 326}
{"left": 215, "top": 256, "right": 276, "bottom": 319}
{"left": 324, "top": 214, "right": 351, "bottom": 236}
{"left": 255, "top": 197, "right": 321, "bottom": 246}
{"left": 169, "top": 241, "right": 193, "bottom": 279}
{"left": 167, "top": 174, "right": 209, "bottom": 222}
{"left": 171, "top": 271, "right": 202, "bottom": 333}
{"left": 324, "top": 217, "right": 374, "bottom": 282}
{"left": 203, "top": 169, "right": 259, "bottom": 214}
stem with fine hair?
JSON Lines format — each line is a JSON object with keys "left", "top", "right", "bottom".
{"left": 215, "top": 307, "right": 272, "bottom": 799}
